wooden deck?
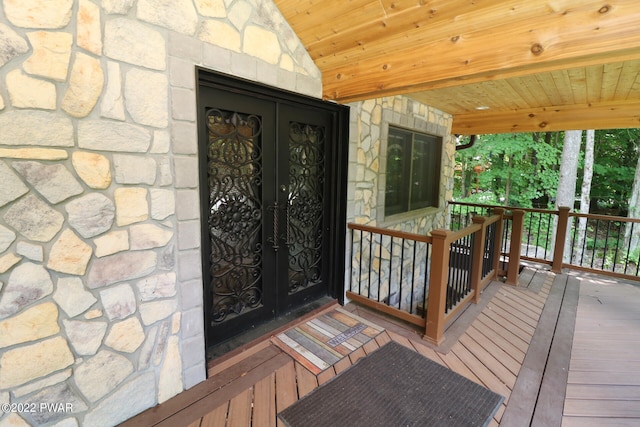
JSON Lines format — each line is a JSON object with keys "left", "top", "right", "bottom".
{"left": 121, "top": 268, "right": 640, "bottom": 427}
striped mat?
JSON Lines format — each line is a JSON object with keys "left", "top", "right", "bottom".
{"left": 272, "top": 308, "right": 384, "bottom": 374}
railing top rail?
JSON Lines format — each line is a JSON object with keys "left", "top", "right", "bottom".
{"left": 347, "top": 223, "right": 433, "bottom": 244}
{"left": 449, "top": 201, "right": 559, "bottom": 215}
{"left": 474, "top": 214, "right": 502, "bottom": 227}
{"left": 569, "top": 211, "right": 640, "bottom": 223}
{"left": 445, "top": 223, "right": 482, "bottom": 243}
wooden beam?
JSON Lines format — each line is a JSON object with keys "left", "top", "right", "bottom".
{"left": 452, "top": 101, "right": 640, "bottom": 134}
{"left": 318, "top": 0, "right": 640, "bottom": 101}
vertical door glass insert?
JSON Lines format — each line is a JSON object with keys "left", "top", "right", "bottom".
{"left": 206, "top": 109, "right": 263, "bottom": 322}
{"left": 287, "top": 122, "right": 325, "bottom": 294}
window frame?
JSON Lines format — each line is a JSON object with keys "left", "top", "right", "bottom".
{"left": 380, "top": 124, "right": 444, "bottom": 222}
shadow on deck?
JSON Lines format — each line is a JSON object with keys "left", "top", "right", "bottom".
{"left": 120, "top": 266, "right": 640, "bottom": 426}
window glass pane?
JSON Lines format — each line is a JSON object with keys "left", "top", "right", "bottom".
{"left": 384, "top": 126, "right": 442, "bottom": 216}
{"left": 410, "top": 134, "right": 441, "bottom": 210}
{"left": 385, "top": 130, "right": 410, "bottom": 215}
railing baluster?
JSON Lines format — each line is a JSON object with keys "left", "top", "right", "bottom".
{"left": 410, "top": 240, "right": 416, "bottom": 314}
{"left": 613, "top": 221, "right": 622, "bottom": 273}
{"left": 591, "top": 219, "right": 600, "bottom": 268}
{"left": 399, "top": 238, "right": 405, "bottom": 310}
{"left": 625, "top": 222, "right": 634, "bottom": 275}
{"left": 602, "top": 221, "right": 611, "bottom": 270}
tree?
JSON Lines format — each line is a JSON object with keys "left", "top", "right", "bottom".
{"left": 555, "top": 130, "right": 582, "bottom": 262}
{"left": 625, "top": 141, "right": 640, "bottom": 254}
{"left": 574, "top": 130, "right": 594, "bottom": 263}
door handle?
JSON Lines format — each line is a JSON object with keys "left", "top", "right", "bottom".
{"left": 267, "top": 201, "right": 280, "bottom": 252}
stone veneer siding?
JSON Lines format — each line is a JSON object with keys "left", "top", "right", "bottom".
{"left": 345, "top": 96, "right": 456, "bottom": 311}
{"left": 0, "top": 0, "right": 321, "bottom": 426}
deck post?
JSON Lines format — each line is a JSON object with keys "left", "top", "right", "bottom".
{"left": 493, "top": 208, "right": 505, "bottom": 275}
{"left": 552, "top": 206, "right": 571, "bottom": 273}
{"left": 424, "top": 229, "right": 450, "bottom": 345}
{"left": 471, "top": 216, "right": 487, "bottom": 303}
{"left": 506, "top": 210, "right": 525, "bottom": 285}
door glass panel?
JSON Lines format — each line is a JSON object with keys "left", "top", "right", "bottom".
{"left": 287, "top": 122, "right": 325, "bottom": 294}
{"left": 206, "top": 109, "right": 263, "bottom": 322}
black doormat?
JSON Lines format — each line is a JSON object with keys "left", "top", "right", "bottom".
{"left": 278, "top": 341, "right": 504, "bottom": 427}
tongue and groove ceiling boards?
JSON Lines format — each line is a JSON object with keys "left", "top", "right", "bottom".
{"left": 274, "top": 0, "right": 640, "bottom": 134}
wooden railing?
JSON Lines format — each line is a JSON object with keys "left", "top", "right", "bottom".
{"left": 347, "top": 214, "right": 501, "bottom": 345}
{"left": 449, "top": 201, "right": 640, "bottom": 282}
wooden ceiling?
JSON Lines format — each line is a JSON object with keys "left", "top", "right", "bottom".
{"left": 274, "top": 0, "right": 640, "bottom": 134}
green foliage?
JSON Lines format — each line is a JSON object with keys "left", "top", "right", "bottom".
{"left": 454, "top": 132, "right": 561, "bottom": 207}
{"left": 454, "top": 129, "right": 640, "bottom": 213}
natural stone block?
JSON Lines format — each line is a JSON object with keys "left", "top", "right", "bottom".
{"left": 82, "top": 372, "right": 156, "bottom": 427}
{"left": 0, "top": 147, "right": 68, "bottom": 160}
{"left": 151, "top": 130, "right": 170, "bottom": 154}
{"left": 47, "top": 229, "right": 93, "bottom": 275}
{"left": 129, "top": 223, "right": 173, "bottom": 250}
{"left": 176, "top": 190, "right": 199, "bottom": 220}
{"left": 71, "top": 151, "right": 112, "bottom": 189}
{"left": 183, "top": 363, "right": 206, "bottom": 389}
{"left": 137, "top": 0, "right": 198, "bottom": 35}
{"left": 137, "top": 325, "right": 157, "bottom": 370}
{"left": 0, "top": 302, "right": 59, "bottom": 348}
{"left": 168, "top": 31, "right": 202, "bottom": 63}
{"left": 99, "top": 283, "right": 137, "bottom": 321}
{"left": 87, "top": 250, "right": 156, "bottom": 288}
{"left": 178, "top": 249, "right": 201, "bottom": 281}
{"left": 136, "top": 272, "right": 176, "bottom": 301}
{"left": 181, "top": 307, "right": 203, "bottom": 339}
{"left": 159, "top": 158, "right": 173, "bottom": 186}
{"left": 114, "top": 154, "right": 156, "bottom": 185}
{"left": 0, "top": 253, "right": 21, "bottom": 274}
{"left": 63, "top": 318, "right": 106, "bottom": 356}
{"left": 77, "top": 0, "right": 102, "bottom": 55}
{"left": 105, "top": 316, "right": 145, "bottom": 353}
{"left": 0, "top": 336, "right": 74, "bottom": 388}
{"left": 12, "top": 161, "right": 83, "bottom": 204}
{"left": 3, "top": 0, "right": 73, "bottom": 29}
{"left": 78, "top": 120, "right": 151, "bottom": 152}
{"left": 102, "top": 0, "right": 135, "bottom": 14}
{"left": 12, "top": 369, "right": 71, "bottom": 398}
{"left": 100, "top": 61, "right": 126, "bottom": 121}
{"left": 53, "top": 277, "right": 98, "bottom": 318}
{"left": 6, "top": 69, "right": 56, "bottom": 109}
{"left": 84, "top": 309, "right": 102, "bottom": 320}
{"left": 171, "top": 88, "right": 196, "bottom": 121}
{"left": 228, "top": 1, "right": 252, "bottom": 30}
{"left": 23, "top": 31, "right": 73, "bottom": 81}
{"left": 169, "top": 57, "right": 195, "bottom": 89}
{"left": 150, "top": 189, "right": 175, "bottom": 220}
{"left": 152, "top": 320, "right": 170, "bottom": 365}
{"left": 174, "top": 156, "right": 198, "bottom": 188}
{"left": 74, "top": 350, "right": 134, "bottom": 402}
{"left": 0, "top": 224, "right": 16, "bottom": 253}
{"left": 244, "top": 26, "right": 281, "bottom": 65}
{"left": 0, "top": 111, "right": 74, "bottom": 147}
{"left": 177, "top": 220, "right": 200, "bottom": 250}
{"left": 124, "top": 68, "right": 169, "bottom": 128}
{"left": 172, "top": 312, "right": 181, "bottom": 334}
{"left": 62, "top": 52, "right": 104, "bottom": 118}
{"left": 3, "top": 194, "right": 64, "bottom": 242}
{"left": 65, "top": 193, "right": 115, "bottom": 238}
{"left": 0, "top": 413, "right": 30, "bottom": 426}
{"left": 0, "top": 23, "right": 29, "bottom": 68}
{"left": 158, "top": 243, "right": 176, "bottom": 270}
{"left": 198, "top": 20, "right": 241, "bottom": 52}
{"left": 180, "top": 280, "right": 203, "bottom": 310}
{"left": 104, "top": 18, "right": 166, "bottom": 70}
{"left": 93, "top": 230, "right": 129, "bottom": 258}
{"left": 19, "top": 382, "right": 87, "bottom": 425}
{"left": 114, "top": 187, "right": 148, "bottom": 226}
{"left": 158, "top": 336, "right": 183, "bottom": 403}
{"left": 16, "top": 242, "right": 44, "bottom": 262}
{"left": 194, "top": 0, "right": 226, "bottom": 17}
{"left": 140, "top": 299, "right": 177, "bottom": 326}
{"left": 0, "top": 262, "right": 53, "bottom": 319}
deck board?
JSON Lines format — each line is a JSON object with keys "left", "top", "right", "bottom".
{"left": 120, "top": 268, "right": 640, "bottom": 427}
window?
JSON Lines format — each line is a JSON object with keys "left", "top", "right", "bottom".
{"left": 385, "top": 126, "right": 442, "bottom": 216}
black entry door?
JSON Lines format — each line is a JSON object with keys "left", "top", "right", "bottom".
{"left": 198, "top": 71, "right": 349, "bottom": 346}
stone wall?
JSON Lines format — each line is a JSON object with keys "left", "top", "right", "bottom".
{"left": 347, "top": 95, "right": 455, "bottom": 231}
{"left": 0, "top": 1, "right": 320, "bottom": 426}
{"left": 346, "top": 96, "right": 455, "bottom": 310}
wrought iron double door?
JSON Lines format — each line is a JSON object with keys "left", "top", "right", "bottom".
{"left": 198, "top": 78, "right": 346, "bottom": 346}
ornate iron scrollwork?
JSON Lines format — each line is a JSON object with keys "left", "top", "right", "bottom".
{"left": 287, "top": 122, "right": 325, "bottom": 294}
{"left": 206, "top": 108, "right": 264, "bottom": 323}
